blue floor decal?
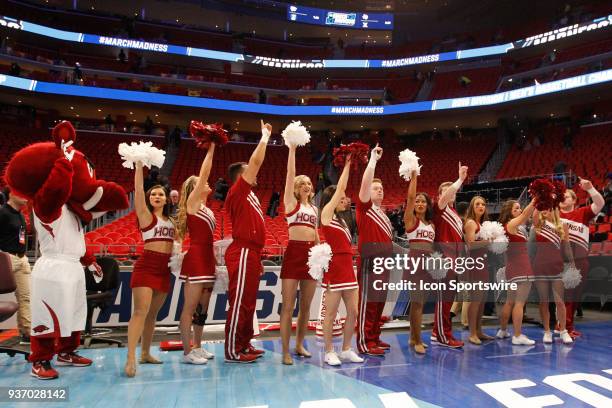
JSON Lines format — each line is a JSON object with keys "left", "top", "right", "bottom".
{"left": 1, "top": 321, "right": 611, "bottom": 407}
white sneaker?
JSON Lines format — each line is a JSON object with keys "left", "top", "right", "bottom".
{"left": 559, "top": 330, "right": 573, "bottom": 344}
{"left": 183, "top": 350, "right": 208, "bottom": 365}
{"left": 496, "top": 329, "right": 510, "bottom": 339}
{"left": 324, "top": 351, "right": 341, "bottom": 366}
{"left": 339, "top": 349, "right": 364, "bottom": 363}
{"left": 193, "top": 347, "right": 215, "bottom": 359}
{"left": 543, "top": 331, "right": 553, "bottom": 344}
{"left": 512, "top": 334, "right": 535, "bottom": 346}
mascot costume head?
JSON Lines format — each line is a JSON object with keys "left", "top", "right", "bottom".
{"left": 4, "top": 121, "right": 128, "bottom": 223}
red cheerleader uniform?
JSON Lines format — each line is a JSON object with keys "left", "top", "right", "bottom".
{"left": 131, "top": 214, "right": 175, "bottom": 292}
{"left": 464, "top": 223, "right": 488, "bottom": 283}
{"left": 503, "top": 224, "right": 534, "bottom": 283}
{"left": 532, "top": 221, "right": 563, "bottom": 280}
{"left": 280, "top": 202, "right": 318, "bottom": 280}
{"left": 405, "top": 218, "right": 435, "bottom": 284}
{"left": 321, "top": 217, "right": 357, "bottom": 291}
{"left": 180, "top": 205, "right": 216, "bottom": 284}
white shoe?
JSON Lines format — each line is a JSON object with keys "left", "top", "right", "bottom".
{"left": 512, "top": 334, "right": 535, "bottom": 346}
{"left": 543, "top": 331, "right": 553, "bottom": 344}
{"left": 559, "top": 330, "right": 573, "bottom": 344}
{"left": 193, "top": 347, "right": 215, "bottom": 359}
{"left": 339, "top": 349, "right": 364, "bottom": 363}
{"left": 183, "top": 350, "right": 208, "bottom": 365}
{"left": 496, "top": 329, "right": 510, "bottom": 339}
{"left": 324, "top": 351, "right": 341, "bottom": 366}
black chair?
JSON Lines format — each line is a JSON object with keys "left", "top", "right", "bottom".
{"left": 0, "top": 251, "right": 29, "bottom": 360}
{"left": 82, "top": 256, "right": 123, "bottom": 348}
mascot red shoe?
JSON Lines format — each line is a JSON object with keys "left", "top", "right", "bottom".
{"left": 4, "top": 121, "right": 128, "bottom": 379}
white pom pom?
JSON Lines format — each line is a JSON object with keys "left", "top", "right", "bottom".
{"left": 118, "top": 141, "right": 166, "bottom": 169}
{"left": 307, "top": 243, "right": 332, "bottom": 281}
{"left": 282, "top": 121, "right": 311, "bottom": 147}
{"left": 496, "top": 267, "right": 506, "bottom": 283}
{"left": 168, "top": 251, "right": 185, "bottom": 276}
{"left": 561, "top": 263, "right": 582, "bottom": 289}
{"left": 213, "top": 267, "right": 229, "bottom": 293}
{"left": 398, "top": 149, "right": 421, "bottom": 181}
{"left": 426, "top": 251, "right": 448, "bottom": 280}
{"left": 480, "top": 221, "right": 505, "bottom": 241}
{"left": 489, "top": 235, "right": 509, "bottom": 254}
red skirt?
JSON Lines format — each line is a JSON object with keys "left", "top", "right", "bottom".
{"left": 280, "top": 240, "right": 315, "bottom": 280}
{"left": 181, "top": 244, "right": 216, "bottom": 283}
{"left": 505, "top": 253, "right": 535, "bottom": 283}
{"left": 131, "top": 250, "right": 172, "bottom": 293}
{"left": 532, "top": 246, "right": 563, "bottom": 281}
{"left": 322, "top": 253, "right": 357, "bottom": 291}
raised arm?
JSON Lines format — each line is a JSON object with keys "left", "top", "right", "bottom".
{"left": 438, "top": 162, "right": 468, "bottom": 209}
{"left": 242, "top": 119, "right": 272, "bottom": 185}
{"left": 283, "top": 144, "right": 297, "bottom": 212}
{"left": 579, "top": 177, "right": 605, "bottom": 215}
{"left": 507, "top": 199, "right": 536, "bottom": 235}
{"left": 134, "top": 161, "right": 152, "bottom": 229}
{"left": 358, "top": 144, "right": 382, "bottom": 203}
{"left": 321, "top": 157, "right": 352, "bottom": 225}
{"left": 403, "top": 170, "right": 418, "bottom": 232}
{"left": 187, "top": 142, "right": 216, "bottom": 213}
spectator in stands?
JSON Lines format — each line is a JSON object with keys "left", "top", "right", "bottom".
{"left": 118, "top": 48, "right": 127, "bottom": 63}
{"left": 267, "top": 189, "right": 281, "bottom": 218}
{"left": 382, "top": 87, "right": 393, "bottom": 105}
{"left": 158, "top": 175, "right": 171, "bottom": 193}
{"left": 258, "top": 89, "right": 267, "bottom": 104}
{"left": 144, "top": 116, "right": 154, "bottom": 135}
{"left": 563, "top": 126, "right": 573, "bottom": 149}
{"left": 213, "top": 177, "right": 229, "bottom": 201}
{"left": 9, "top": 63, "right": 21, "bottom": 77}
{"left": 104, "top": 114, "right": 115, "bottom": 132}
{"left": 169, "top": 190, "right": 180, "bottom": 217}
{"left": 0, "top": 187, "right": 31, "bottom": 344}
{"left": 316, "top": 78, "right": 328, "bottom": 90}
{"left": 171, "top": 126, "right": 182, "bottom": 147}
{"left": 144, "top": 168, "right": 160, "bottom": 192}
{"left": 73, "top": 63, "right": 83, "bottom": 85}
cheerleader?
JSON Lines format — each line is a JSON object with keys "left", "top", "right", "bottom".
{"left": 125, "top": 163, "right": 176, "bottom": 377}
{"left": 176, "top": 142, "right": 217, "bottom": 364}
{"left": 320, "top": 155, "right": 363, "bottom": 366}
{"left": 463, "top": 196, "right": 494, "bottom": 345}
{"left": 532, "top": 207, "right": 573, "bottom": 344}
{"left": 403, "top": 170, "right": 434, "bottom": 354}
{"left": 497, "top": 199, "right": 536, "bottom": 345}
{"left": 279, "top": 143, "right": 319, "bottom": 365}
{"left": 559, "top": 179, "right": 604, "bottom": 337}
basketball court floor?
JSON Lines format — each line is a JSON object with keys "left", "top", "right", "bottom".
{"left": 1, "top": 320, "right": 611, "bottom": 407}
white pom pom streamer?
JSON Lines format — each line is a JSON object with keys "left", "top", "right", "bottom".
{"left": 426, "top": 251, "right": 448, "bottom": 280}
{"left": 282, "top": 121, "right": 311, "bottom": 147}
{"left": 561, "top": 263, "right": 582, "bottom": 289}
{"left": 480, "top": 221, "right": 505, "bottom": 240}
{"left": 118, "top": 141, "right": 166, "bottom": 169}
{"left": 489, "top": 235, "right": 509, "bottom": 254}
{"left": 168, "top": 251, "right": 185, "bottom": 276}
{"left": 213, "top": 267, "right": 229, "bottom": 293}
{"left": 398, "top": 149, "right": 421, "bottom": 181}
{"left": 307, "top": 243, "right": 332, "bottom": 281}
{"left": 496, "top": 267, "right": 506, "bottom": 283}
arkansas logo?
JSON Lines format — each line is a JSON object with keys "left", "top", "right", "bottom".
{"left": 32, "top": 325, "right": 50, "bottom": 333}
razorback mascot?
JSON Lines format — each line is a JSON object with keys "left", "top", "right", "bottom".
{"left": 4, "top": 121, "right": 128, "bottom": 380}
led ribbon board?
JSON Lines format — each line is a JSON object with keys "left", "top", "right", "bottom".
{"left": 1, "top": 15, "right": 610, "bottom": 69}
{"left": 1, "top": 69, "right": 610, "bottom": 115}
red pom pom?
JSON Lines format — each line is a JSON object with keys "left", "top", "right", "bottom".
{"left": 189, "top": 121, "right": 228, "bottom": 149}
{"left": 333, "top": 142, "right": 370, "bottom": 170}
{"left": 552, "top": 180, "right": 566, "bottom": 208}
{"left": 529, "top": 178, "right": 556, "bottom": 210}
